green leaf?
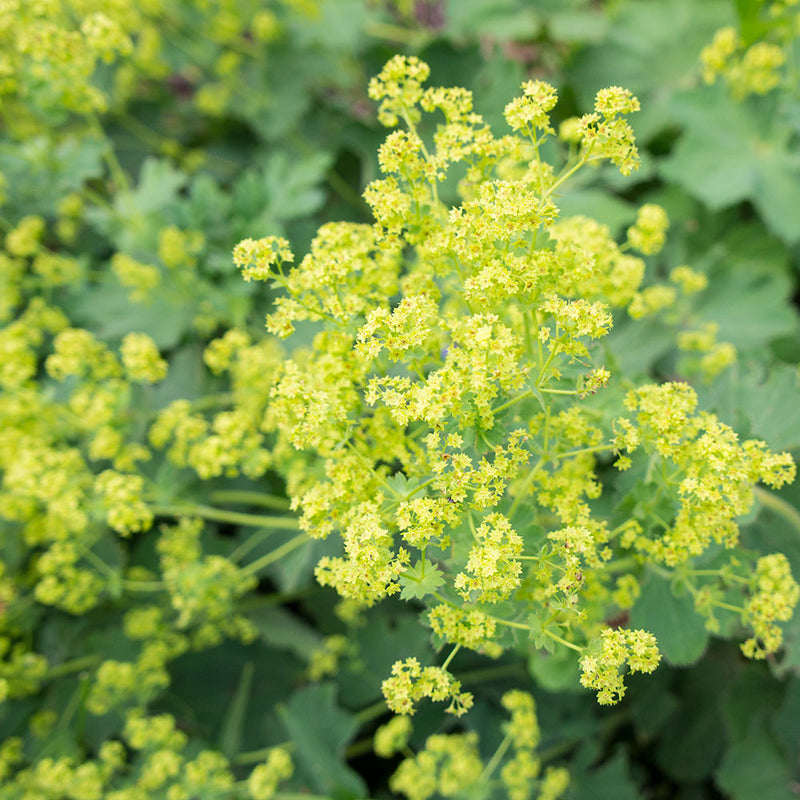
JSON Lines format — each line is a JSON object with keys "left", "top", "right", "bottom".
{"left": 572, "top": 751, "right": 640, "bottom": 800}
{"left": 557, "top": 189, "right": 635, "bottom": 233}
{"left": 549, "top": 8, "right": 610, "bottom": 44}
{"left": 568, "top": 0, "right": 733, "bottom": 140}
{"left": 693, "top": 267, "right": 796, "bottom": 354}
{"left": 383, "top": 472, "right": 421, "bottom": 498}
{"left": 527, "top": 644, "right": 582, "bottom": 692}
{"left": 627, "top": 668, "right": 679, "bottom": 742}
{"left": 734, "top": 0, "right": 773, "bottom": 43}
{"left": 399, "top": 559, "right": 445, "bottom": 600}
{"left": 661, "top": 88, "right": 800, "bottom": 242}
{"left": 218, "top": 661, "right": 254, "bottom": 758}
{"left": 700, "top": 362, "right": 800, "bottom": 451}
{"left": 445, "top": 0, "right": 541, "bottom": 39}
{"left": 0, "top": 134, "right": 105, "bottom": 215}
{"left": 261, "top": 150, "right": 332, "bottom": 224}
{"left": 278, "top": 684, "right": 366, "bottom": 798}
{"left": 603, "top": 315, "right": 675, "bottom": 380}
{"left": 289, "top": 0, "right": 372, "bottom": 49}
{"left": 247, "top": 604, "right": 322, "bottom": 661}
{"left": 166, "top": 641, "right": 300, "bottom": 751}
{"left": 232, "top": 150, "right": 331, "bottom": 237}
{"left": 630, "top": 572, "right": 709, "bottom": 666}
{"left": 339, "top": 611, "right": 431, "bottom": 707}
{"left": 653, "top": 648, "right": 732, "bottom": 781}
{"left": 720, "top": 665, "right": 785, "bottom": 742}
{"left": 115, "top": 157, "right": 187, "bottom": 216}
{"left": 715, "top": 724, "right": 797, "bottom": 800}
{"left": 773, "top": 678, "right": 800, "bottom": 763}
{"left": 63, "top": 282, "right": 193, "bottom": 350}
{"left": 263, "top": 532, "right": 319, "bottom": 594}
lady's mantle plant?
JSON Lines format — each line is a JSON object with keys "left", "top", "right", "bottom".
{"left": 232, "top": 55, "right": 799, "bottom": 717}
{"left": 1, "top": 49, "right": 799, "bottom": 800}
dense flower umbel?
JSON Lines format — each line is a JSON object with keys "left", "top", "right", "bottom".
{"left": 378, "top": 689, "right": 571, "bottom": 800}
{"left": 232, "top": 54, "right": 798, "bottom": 718}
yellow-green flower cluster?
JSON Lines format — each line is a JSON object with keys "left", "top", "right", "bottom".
{"left": 382, "top": 657, "right": 473, "bottom": 717}
{"left": 0, "top": 637, "right": 48, "bottom": 703}
{"left": 366, "top": 313, "right": 525, "bottom": 429}
{"left": 499, "top": 691, "right": 571, "bottom": 800}
{"left": 546, "top": 215, "right": 646, "bottom": 308}
{"left": 266, "top": 331, "right": 368, "bottom": 450}
{"left": 150, "top": 363, "right": 274, "bottom": 479}
{"left": 316, "top": 501, "right": 407, "bottom": 605}
{"left": 428, "top": 604, "right": 503, "bottom": 657}
{"left": 1, "top": 750, "right": 117, "bottom": 800}
{"left": 741, "top": 553, "right": 800, "bottom": 658}
{"left": 628, "top": 284, "right": 677, "bottom": 320}
{"left": 229, "top": 55, "right": 798, "bottom": 720}
{"left": 33, "top": 541, "right": 106, "bottom": 613}
{"left": 504, "top": 80, "right": 558, "bottom": 135}
{"left": 390, "top": 732, "right": 483, "bottom": 800}
{"left": 87, "top": 656, "right": 168, "bottom": 716}
{"left": 374, "top": 715, "right": 413, "bottom": 758}
{"left": 307, "top": 634, "right": 350, "bottom": 680}
{"left": 46, "top": 327, "right": 121, "bottom": 382}
{"left": 356, "top": 294, "right": 439, "bottom": 361}
{"left": 0, "top": 0, "right": 134, "bottom": 119}
{"left": 626, "top": 203, "right": 669, "bottom": 255}
{"left": 0, "top": 300, "right": 67, "bottom": 388}
{"left": 580, "top": 628, "right": 661, "bottom": 705}
{"left": 502, "top": 689, "right": 540, "bottom": 749}
{"left": 5, "top": 215, "right": 46, "bottom": 257}
{"left": 575, "top": 86, "right": 640, "bottom": 175}
{"left": 266, "top": 223, "right": 401, "bottom": 337}
{"left": 248, "top": 748, "right": 294, "bottom": 800}
{"left": 233, "top": 236, "right": 294, "bottom": 283}
{"left": 382, "top": 689, "right": 570, "bottom": 800}
{"left": 158, "top": 225, "right": 205, "bottom": 271}
{"left": 677, "top": 322, "right": 737, "bottom": 379}
{"left": 111, "top": 253, "right": 161, "bottom": 303}
{"left": 94, "top": 469, "right": 153, "bottom": 535}
{"left": 455, "top": 513, "right": 523, "bottom": 602}
{"left": 541, "top": 525, "right": 607, "bottom": 606}
{"left": 32, "top": 252, "right": 84, "bottom": 286}
{"left": 701, "top": 25, "right": 787, "bottom": 98}
{"left": 157, "top": 517, "right": 257, "bottom": 645}
{"left": 11, "top": 710, "right": 276, "bottom": 800}
{"left": 120, "top": 332, "right": 167, "bottom": 383}
{"left": 397, "top": 496, "right": 459, "bottom": 549}
{"left": 620, "top": 383, "right": 795, "bottom": 564}
{"left": 368, "top": 54, "right": 432, "bottom": 127}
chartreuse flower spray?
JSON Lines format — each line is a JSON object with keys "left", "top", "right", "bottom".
{"left": 231, "top": 55, "right": 798, "bottom": 798}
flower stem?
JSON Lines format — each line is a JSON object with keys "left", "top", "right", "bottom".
{"left": 240, "top": 533, "right": 308, "bottom": 577}
{"left": 478, "top": 732, "right": 512, "bottom": 786}
{"left": 754, "top": 485, "right": 800, "bottom": 535}
{"left": 45, "top": 655, "right": 100, "bottom": 680}
{"left": 441, "top": 643, "right": 461, "bottom": 671}
{"left": 544, "top": 629, "right": 584, "bottom": 652}
{"left": 149, "top": 504, "right": 298, "bottom": 529}
{"left": 209, "top": 490, "right": 291, "bottom": 511}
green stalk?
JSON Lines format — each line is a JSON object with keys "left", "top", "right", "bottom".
{"left": 45, "top": 656, "right": 100, "bottom": 680}
{"left": 754, "top": 485, "right": 800, "bottom": 534}
{"left": 240, "top": 533, "right": 308, "bottom": 577}
{"left": 477, "top": 732, "right": 513, "bottom": 786}
{"left": 149, "top": 504, "right": 298, "bottom": 529}
{"left": 209, "top": 490, "right": 291, "bottom": 511}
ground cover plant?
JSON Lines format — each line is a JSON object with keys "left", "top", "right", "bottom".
{"left": 2, "top": 1, "right": 800, "bottom": 799}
